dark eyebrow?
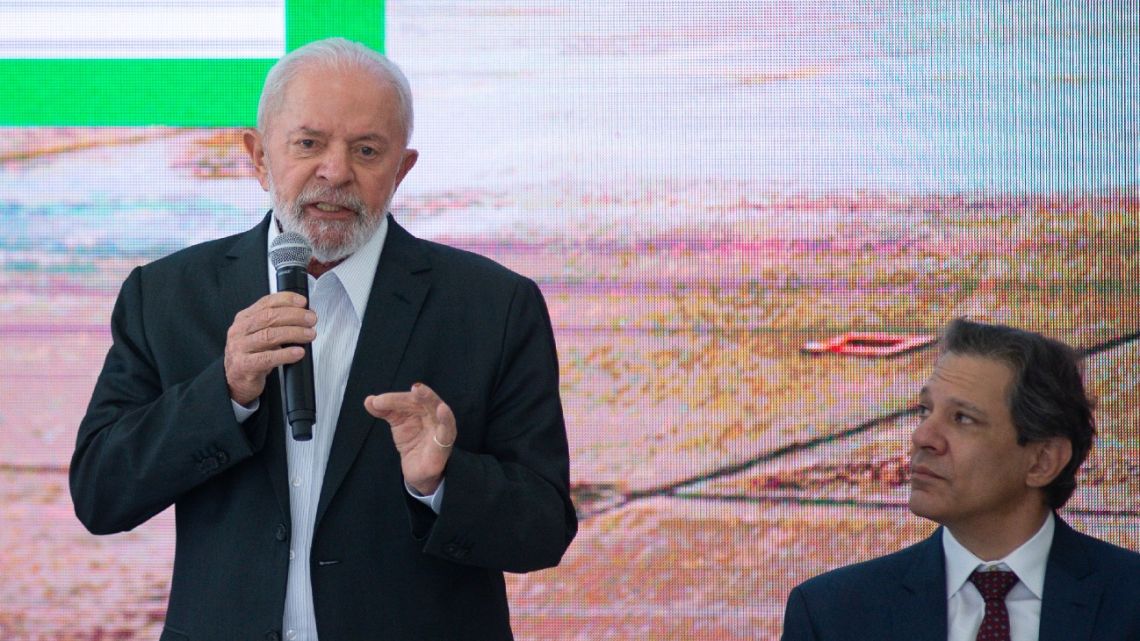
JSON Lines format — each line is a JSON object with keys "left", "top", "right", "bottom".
{"left": 917, "top": 386, "right": 989, "bottom": 418}
{"left": 944, "top": 397, "right": 990, "bottom": 418}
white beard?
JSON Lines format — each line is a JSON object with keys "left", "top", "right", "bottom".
{"left": 268, "top": 172, "right": 389, "bottom": 264}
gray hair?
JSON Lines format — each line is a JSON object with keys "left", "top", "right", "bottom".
{"left": 256, "top": 37, "right": 414, "bottom": 143}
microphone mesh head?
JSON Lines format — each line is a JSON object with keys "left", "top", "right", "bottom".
{"left": 269, "top": 231, "right": 313, "bottom": 269}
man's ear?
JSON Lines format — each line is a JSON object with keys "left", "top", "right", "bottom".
{"left": 394, "top": 148, "right": 419, "bottom": 190}
{"left": 243, "top": 129, "right": 271, "bottom": 191}
{"left": 1025, "top": 437, "right": 1073, "bottom": 489}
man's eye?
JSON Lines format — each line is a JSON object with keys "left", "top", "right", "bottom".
{"left": 954, "top": 412, "right": 975, "bottom": 425}
{"left": 916, "top": 404, "right": 931, "bottom": 417}
{"left": 359, "top": 146, "right": 376, "bottom": 157}
{"left": 297, "top": 139, "right": 315, "bottom": 148}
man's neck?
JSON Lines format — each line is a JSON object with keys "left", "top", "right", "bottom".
{"left": 308, "top": 258, "right": 345, "bottom": 278}
{"left": 945, "top": 504, "right": 1052, "bottom": 561}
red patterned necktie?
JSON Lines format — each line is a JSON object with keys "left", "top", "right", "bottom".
{"left": 969, "top": 568, "right": 1019, "bottom": 641}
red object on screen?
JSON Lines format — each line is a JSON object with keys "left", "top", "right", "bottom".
{"left": 801, "top": 332, "right": 936, "bottom": 358}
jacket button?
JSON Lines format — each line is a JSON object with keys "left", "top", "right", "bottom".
{"left": 443, "top": 543, "right": 470, "bottom": 559}
{"left": 215, "top": 450, "right": 229, "bottom": 465}
{"left": 275, "top": 524, "right": 288, "bottom": 542}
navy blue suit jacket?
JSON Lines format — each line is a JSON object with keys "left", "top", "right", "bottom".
{"left": 781, "top": 516, "right": 1140, "bottom": 640}
{"left": 71, "top": 214, "right": 577, "bottom": 640}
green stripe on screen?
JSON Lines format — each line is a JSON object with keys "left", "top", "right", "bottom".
{"left": 287, "top": 0, "right": 385, "bottom": 53}
{"left": 0, "top": 0, "right": 384, "bottom": 126}
{"left": 1, "top": 59, "right": 274, "bottom": 126}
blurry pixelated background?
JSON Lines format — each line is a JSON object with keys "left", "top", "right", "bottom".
{"left": 1, "top": 1, "right": 1137, "bottom": 639}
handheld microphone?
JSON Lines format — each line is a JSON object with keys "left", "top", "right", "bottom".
{"left": 269, "top": 231, "right": 316, "bottom": 441}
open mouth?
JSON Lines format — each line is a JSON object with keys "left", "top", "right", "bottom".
{"left": 305, "top": 201, "right": 356, "bottom": 217}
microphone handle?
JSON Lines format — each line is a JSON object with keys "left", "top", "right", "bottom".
{"left": 276, "top": 265, "right": 316, "bottom": 441}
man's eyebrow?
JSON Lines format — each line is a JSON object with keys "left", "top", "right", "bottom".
{"left": 917, "top": 387, "right": 990, "bottom": 417}
{"left": 287, "top": 126, "right": 328, "bottom": 138}
{"left": 286, "top": 127, "right": 388, "bottom": 144}
{"left": 944, "top": 396, "right": 990, "bottom": 418}
{"left": 348, "top": 133, "right": 388, "bottom": 144}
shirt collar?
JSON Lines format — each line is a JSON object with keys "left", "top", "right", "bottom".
{"left": 942, "top": 511, "right": 1055, "bottom": 600}
{"left": 266, "top": 213, "right": 389, "bottom": 323}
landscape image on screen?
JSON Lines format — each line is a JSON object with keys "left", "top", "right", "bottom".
{"left": 1, "top": 2, "right": 1137, "bottom": 639}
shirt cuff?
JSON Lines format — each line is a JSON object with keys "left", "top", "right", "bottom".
{"left": 406, "top": 478, "right": 446, "bottom": 514}
{"left": 232, "top": 398, "right": 260, "bottom": 423}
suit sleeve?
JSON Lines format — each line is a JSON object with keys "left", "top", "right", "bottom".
{"left": 69, "top": 266, "right": 266, "bottom": 534}
{"left": 781, "top": 586, "right": 820, "bottom": 641}
{"left": 410, "top": 277, "right": 577, "bottom": 572}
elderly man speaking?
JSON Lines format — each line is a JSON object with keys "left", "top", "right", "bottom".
{"left": 70, "top": 38, "right": 576, "bottom": 641}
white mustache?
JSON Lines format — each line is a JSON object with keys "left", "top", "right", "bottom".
{"left": 296, "top": 187, "right": 366, "bottom": 213}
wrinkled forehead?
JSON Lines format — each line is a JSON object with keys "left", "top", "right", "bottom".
{"left": 267, "top": 63, "right": 407, "bottom": 139}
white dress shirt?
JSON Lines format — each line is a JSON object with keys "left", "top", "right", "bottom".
{"left": 233, "top": 215, "right": 444, "bottom": 641}
{"left": 944, "top": 512, "right": 1055, "bottom": 641}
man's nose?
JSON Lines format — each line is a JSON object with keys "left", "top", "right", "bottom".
{"left": 910, "top": 413, "right": 945, "bottom": 454}
{"left": 316, "top": 147, "right": 352, "bottom": 186}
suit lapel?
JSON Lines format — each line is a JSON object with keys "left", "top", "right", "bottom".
{"left": 1039, "top": 516, "right": 1101, "bottom": 641}
{"left": 220, "top": 212, "right": 272, "bottom": 318}
{"left": 315, "top": 217, "right": 432, "bottom": 527}
{"left": 893, "top": 528, "right": 949, "bottom": 641}
{"left": 221, "top": 213, "right": 291, "bottom": 521}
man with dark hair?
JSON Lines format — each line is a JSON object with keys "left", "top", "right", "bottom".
{"left": 781, "top": 318, "right": 1140, "bottom": 640}
{"left": 70, "top": 38, "right": 576, "bottom": 640}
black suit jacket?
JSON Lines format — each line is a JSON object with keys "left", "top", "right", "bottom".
{"left": 70, "top": 214, "right": 577, "bottom": 640}
{"left": 781, "top": 516, "right": 1140, "bottom": 640}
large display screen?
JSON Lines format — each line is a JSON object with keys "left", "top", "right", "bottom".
{"left": 1, "top": 2, "right": 1137, "bottom": 638}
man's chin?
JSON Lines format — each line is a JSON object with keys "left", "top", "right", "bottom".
{"left": 277, "top": 208, "right": 381, "bottom": 263}
{"left": 907, "top": 492, "right": 942, "bottom": 523}
{"left": 301, "top": 224, "right": 356, "bottom": 258}
{"left": 310, "top": 241, "right": 355, "bottom": 264}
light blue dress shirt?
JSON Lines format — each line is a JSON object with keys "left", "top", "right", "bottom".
{"left": 233, "top": 216, "right": 444, "bottom": 641}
